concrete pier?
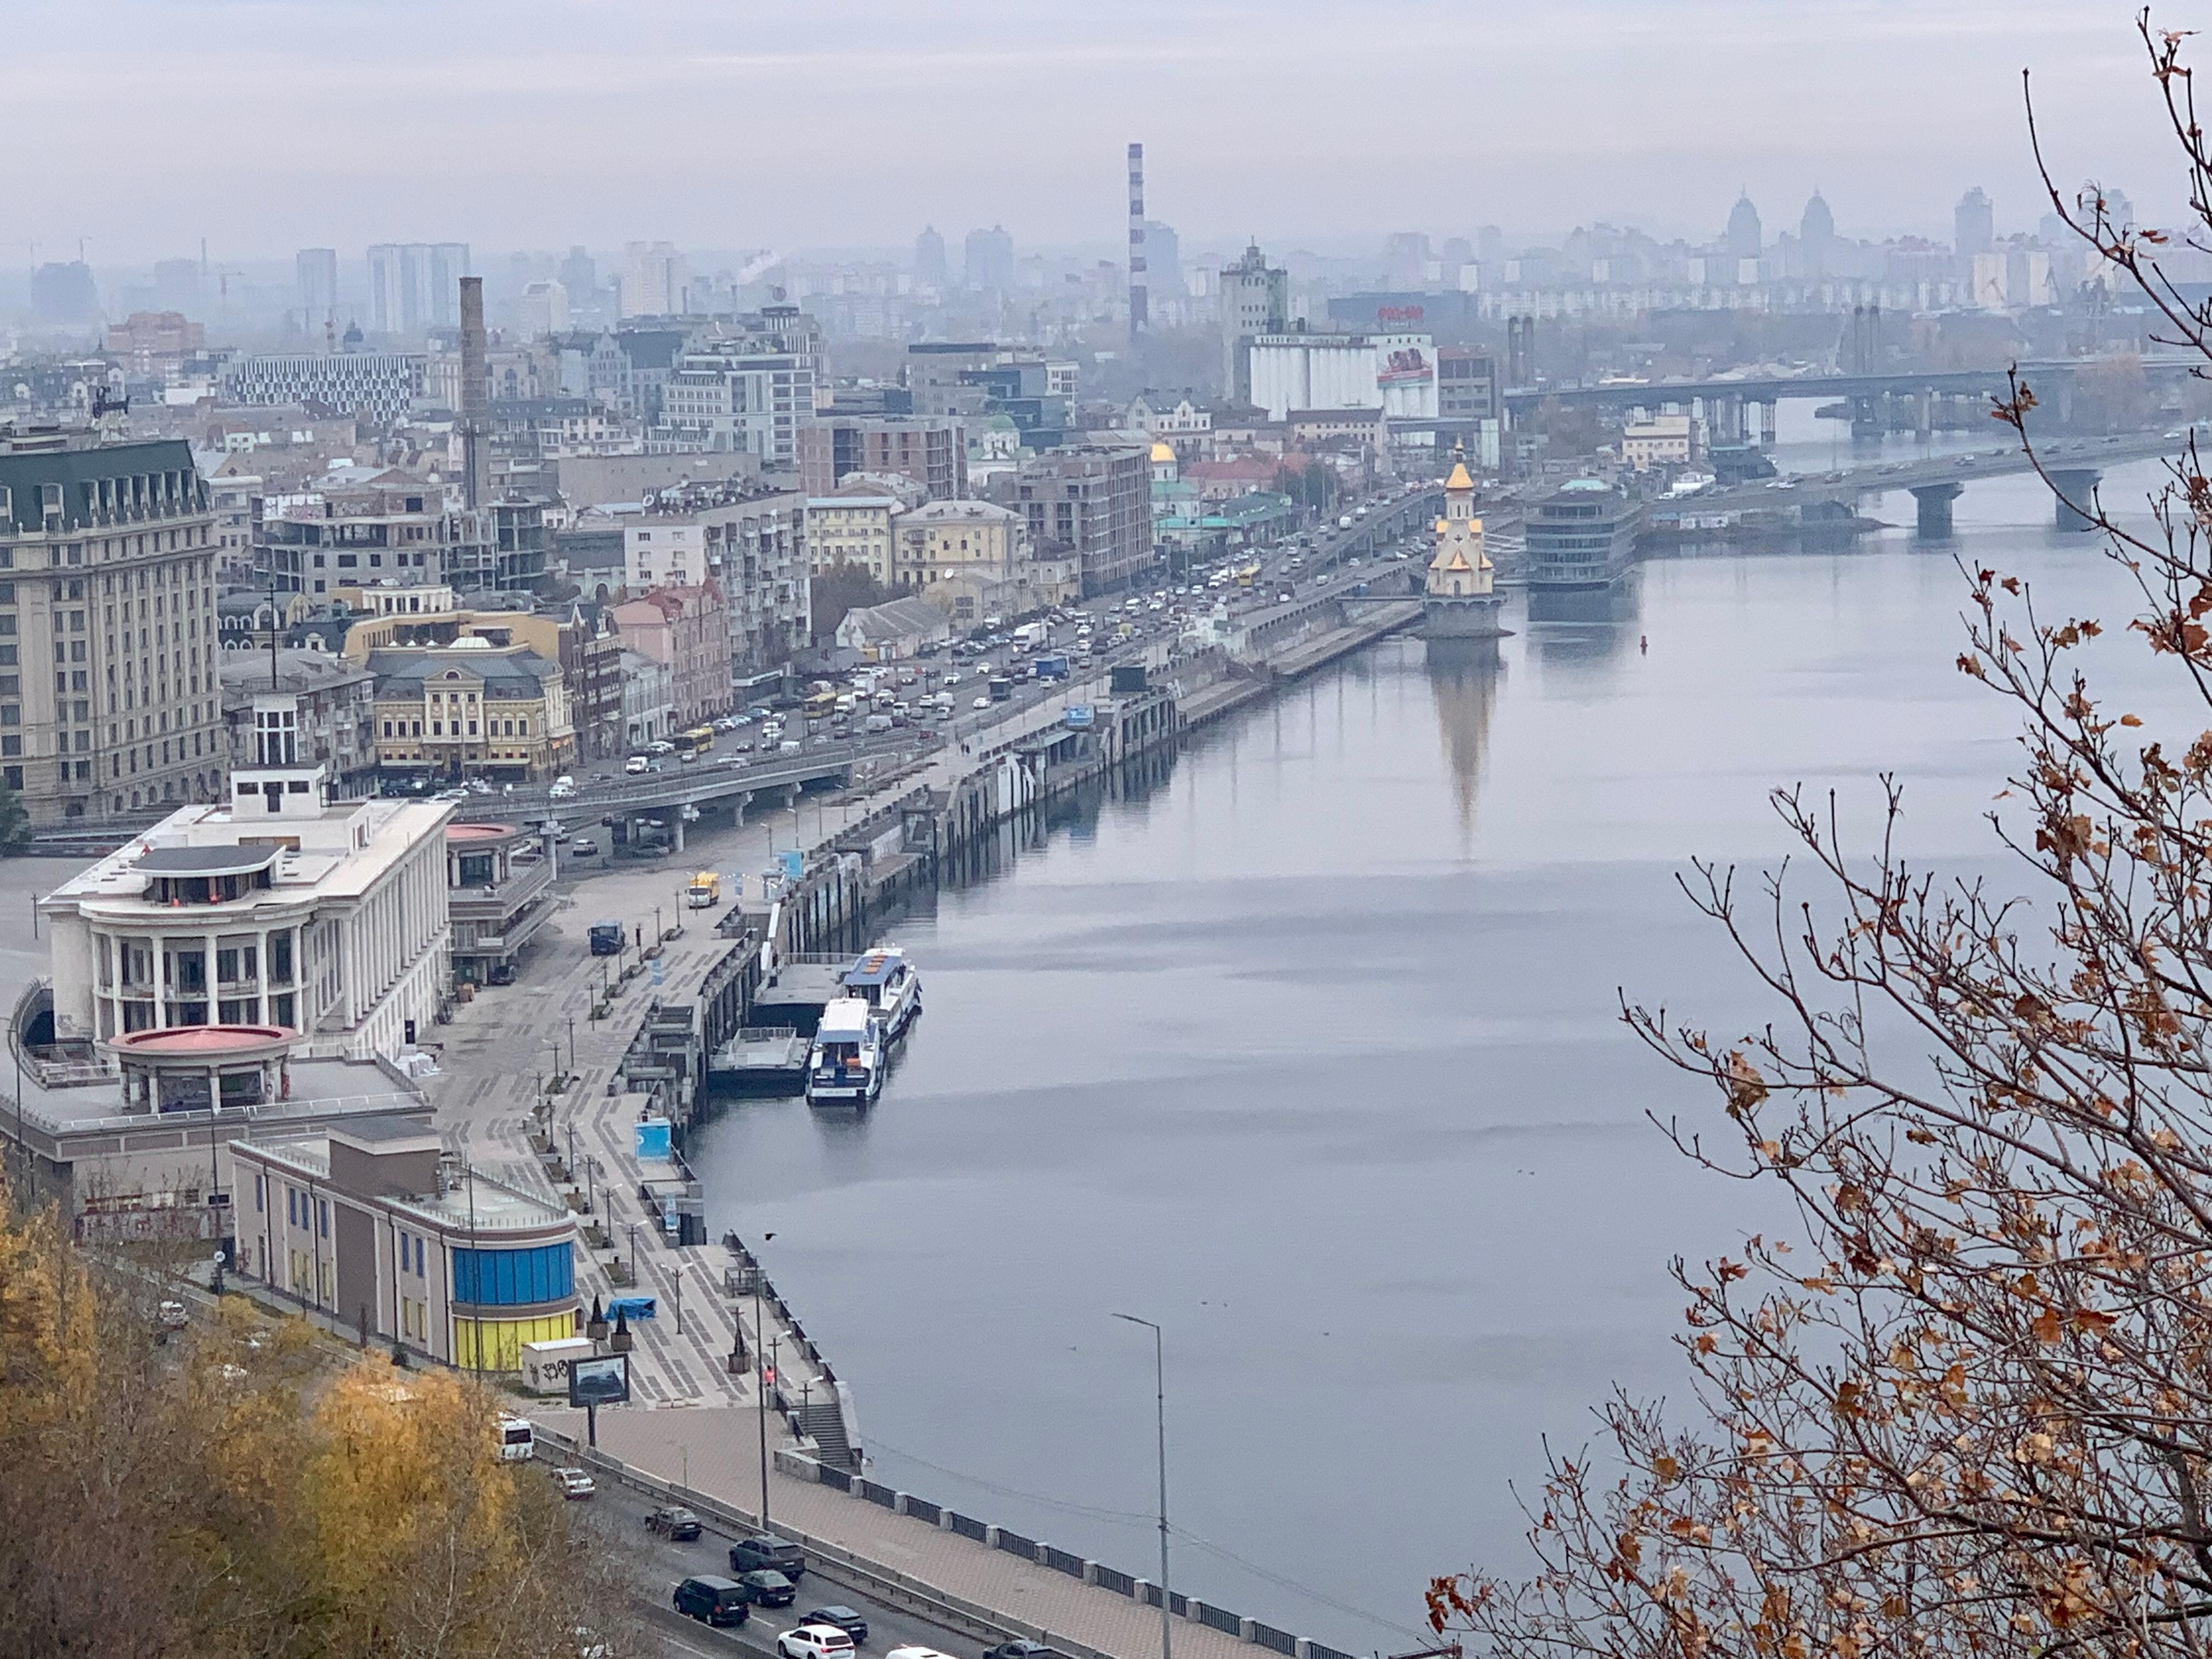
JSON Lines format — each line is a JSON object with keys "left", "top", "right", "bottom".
{"left": 2048, "top": 467, "right": 2103, "bottom": 532}
{"left": 1910, "top": 481, "right": 1963, "bottom": 538}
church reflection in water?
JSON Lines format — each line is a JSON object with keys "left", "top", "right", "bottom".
{"left": 1424, "top": 636, "right": 1505, "bottom": 840}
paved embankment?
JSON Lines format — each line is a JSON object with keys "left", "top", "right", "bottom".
{"left": 537, "top": 1404, "right": 1273, "bottom": 1659}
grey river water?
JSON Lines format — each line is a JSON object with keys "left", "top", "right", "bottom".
{"left": 690, "top": 442, "right": 2183, "bottom": 1654}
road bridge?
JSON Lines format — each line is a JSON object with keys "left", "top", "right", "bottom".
{"left": 1501, "top": 357, "right": 2200, "bottom": 444}
{"left": 1686, "top": 428, "right": 2180, "bottom": 534}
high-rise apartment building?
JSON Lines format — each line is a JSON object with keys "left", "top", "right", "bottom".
{"left": 516, "top": 280, "right": 569, "bottom": 338}
{"left": 995, "top": 439, "right": 1149, "bottom": 595}
{"left": 621, "top": 241, "right": 690, "bottom": 318}
{"left": 365, "top": 243, "right": 470, "bottom": 335}
{"left": 295, "top": 248, "right": 338, "bottom": 330}
{"left": 798, "top": 414, "right": 966, "bottom": 501}
{"left": 657, "top": 306, "right": 822, "bottom": 466}
{"left": 0, "top": 432, "right": 223, "bottom": 824}
{"left": 914, "top": 226, "right": 949, "bottom": 291}
{"left": 1217, "top": 241, "right": 1289, "bottom": 404}
{"left": 1955, "top": 188, "right": 1996, "bottom": 259}
{"left": 963, "top": 226, "right": 1015, "bottom": 294}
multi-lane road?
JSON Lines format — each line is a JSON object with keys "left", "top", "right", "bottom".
{"left": 566, "top": 1460, "right": 1008, "bottom": 1659}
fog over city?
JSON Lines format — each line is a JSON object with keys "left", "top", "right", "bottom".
{"left": 5, "top": 0, "right": 2191, "bottom": 258}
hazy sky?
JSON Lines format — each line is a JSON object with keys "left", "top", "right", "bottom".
{"left": 10, "top": 0, "right": 2192, "bottom": 266}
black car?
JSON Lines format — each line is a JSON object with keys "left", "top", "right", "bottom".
{"left": 646, "top": 1505, "right": 703, "bottom": 1541}
{"left": 802, "top": 1606, "right": 869, "bottom": 1645}
{"left": 730, "top": 1535, "right": 807, "bottom": 1581}
{"left": 674, "top": 1576, "right": 751, "bottom": 1627}
{"left": 737, "top": 1568, "right": 797, "bottom": 1607}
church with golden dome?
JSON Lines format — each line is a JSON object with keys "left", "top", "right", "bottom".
{"left": 1421, "top": 448, "right": 1506, "bottom": 638}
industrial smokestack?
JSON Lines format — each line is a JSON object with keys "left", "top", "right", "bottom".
{"left": 1127, "top": 142, "right": 1148, "bottom": 340}
{"left": 458, "top": 274, "right": 487, "bottom": 509}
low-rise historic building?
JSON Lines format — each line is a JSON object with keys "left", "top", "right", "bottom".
{"left": 368, "top": 640, "right": 575, "bottom": 783}
{"left": 610, "top": 582, "right": 729, "bottom": 729}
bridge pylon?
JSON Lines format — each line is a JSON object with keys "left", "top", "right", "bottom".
{"left": 2047, "top": 468, "right": 2103, "bottom": 533}
{"left": 1910, "top": 482, "right": 1963, "bottom": 538}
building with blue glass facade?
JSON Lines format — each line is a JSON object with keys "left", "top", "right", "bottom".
{"left": 233, "top": 1119, "right": 580, "bottom": 1370}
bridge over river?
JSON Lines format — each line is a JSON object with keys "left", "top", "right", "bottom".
{"left": 1688, "top": 427, "right": 2186, "bottom": 534}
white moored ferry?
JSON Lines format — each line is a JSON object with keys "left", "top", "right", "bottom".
{"left": 840, "top": 946, "right": 922, "bottom": 1040}
{"left": 806, "top": 997, "right": 885, "bottom": 1105}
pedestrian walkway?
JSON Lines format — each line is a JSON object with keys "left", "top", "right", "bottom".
{"left": 535, "top": 1401, "right": 1256, "bottom": 1659}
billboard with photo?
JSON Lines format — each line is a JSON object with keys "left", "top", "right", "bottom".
{"left": 567, "top": 1352, "right": 631, "bottom": 1408}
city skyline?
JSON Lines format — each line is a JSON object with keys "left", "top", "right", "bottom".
{"left": 5, "top": 0, "right": 2183, "bottom": 262}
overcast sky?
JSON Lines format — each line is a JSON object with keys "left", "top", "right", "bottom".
{"left": 9, "top": 0, "right": 2192, "bottom": 266}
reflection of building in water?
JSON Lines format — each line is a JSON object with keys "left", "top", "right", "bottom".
{"left": 1425, "top": 637, "right": 1505, "bottom": 839}
{"left": 1526, "top": 577, "right": 1641, "bottom": 667}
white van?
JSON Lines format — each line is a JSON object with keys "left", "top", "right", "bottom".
{"left": 496, "top": 1414, "right": 535, "bottom": 1461}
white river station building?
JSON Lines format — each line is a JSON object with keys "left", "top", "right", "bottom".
{"left": 39, "top": 691, "right": 454, "bottom": 1058}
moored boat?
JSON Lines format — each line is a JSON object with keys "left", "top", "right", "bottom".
{"left": 805, "top": 998, "right": 885, "bottom": 1105}
{"left": 840, "top": 945, "right": 922, "bottom": 1040}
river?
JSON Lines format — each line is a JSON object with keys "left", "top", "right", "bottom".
{"left": 688, "top": 446, "right": 2183, "bottom": 1654}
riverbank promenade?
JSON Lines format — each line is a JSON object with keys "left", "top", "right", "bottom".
{"left": 537, "top": 1399, "right": 1261, "bottom": 1659}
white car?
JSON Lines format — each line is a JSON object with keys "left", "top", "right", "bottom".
{"left": 972, "top": 695, "right": 990, "bottom": 709}
{"left": 551, "top": 1467, "right": 596, "bottom": 1500}
{"left": 778, "top": 1627, "right": 857, "bottom": 1659}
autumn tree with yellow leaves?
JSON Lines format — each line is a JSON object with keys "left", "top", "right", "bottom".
{"left": 1430, "top": 18, "right": 2212, "bottom": 1659}
{"left": 0, "top": 1182, "right": 641, "bottom": 1659}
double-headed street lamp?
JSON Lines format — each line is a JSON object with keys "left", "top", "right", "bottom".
{"left": 1114, "top": 1312, "right": 1172, "bottom": 1659}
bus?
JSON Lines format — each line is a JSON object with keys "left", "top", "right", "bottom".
{"left": 1235, "top": 561, "right": 1262, "bottom": 587}
{"left": 674, "top": 726, "right": 714, "bottom": 760}
{"left": 802, "top": 690, "right": 838, "bottom": 720}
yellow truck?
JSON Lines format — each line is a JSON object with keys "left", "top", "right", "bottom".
{"left": 685, "top": 871, "right": 721, "bottom": 909}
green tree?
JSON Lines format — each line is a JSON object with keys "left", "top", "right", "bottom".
{"left": 0, "top": 773, "right": 30, "bottom": 852}
{"left": 809, "top": 561, "right": 894, "bottom": 644}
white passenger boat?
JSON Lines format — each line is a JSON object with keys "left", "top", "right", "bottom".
{"left": 805, "top": 998, "right": 885, "bottom": 1105}
{"left": 840, "top": 946, "right": 922, "bottom": 1040}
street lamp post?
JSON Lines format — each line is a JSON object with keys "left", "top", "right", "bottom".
{"left": 755, "top": 1231, "right": 776, "bottom": 1527}
{"left": 672, "top": 1263, "right": 682, "bottom": 1336}
{"left": 1115, "top": 1313, "right": 1172, "bottom": 1659}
